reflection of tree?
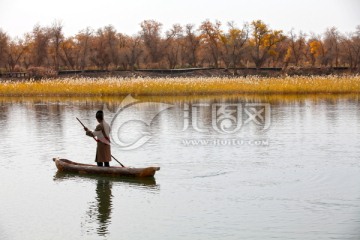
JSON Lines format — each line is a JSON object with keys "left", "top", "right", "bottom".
{"left": 0, "top": 104, "right": 8, "bottom": 121}
{"left": 95, "top": 179, "right": 113, "bottom": 237}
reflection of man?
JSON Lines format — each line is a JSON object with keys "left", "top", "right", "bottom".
{"left": 84, "top": 110, "right": 111, "bottom": 167}
{"left": 96, "top": 179, "right": 112, "bottom": 236}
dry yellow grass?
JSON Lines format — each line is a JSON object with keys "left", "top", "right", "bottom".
{"left": 0, "top": 75, "right": 359, "bottom": 96}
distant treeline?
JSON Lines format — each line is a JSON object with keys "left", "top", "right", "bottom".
{"left": 0, "top": 19, "right": 359, "bottom": 73}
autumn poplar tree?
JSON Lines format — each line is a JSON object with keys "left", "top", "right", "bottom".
{"left": 30, "top": 25, "right": 50, "bottom": 67}
{"left": 341, "top": 27, "right": 360, "bottom": 70}
{"left": 6, "top": 38, "right": 27, "bottom": 71}
{"left": 284, "top": 29, "right": 306, "bottom": 67}
{"left": 0, "top": 30, "right": 9, "bottom": 70}
{"left": 199, "top": 20, "right": 222, "bottom": 68}
{"left": 183, "top": 24, "right": 200, "bottom": 67}
{"left": 324, "top": 27, "right": 341, "bottom": 67}
{"left": 60, "top": 37, "right": 78, "bottom": 69}
{"left": 249, "top": 20, "right": 285, "bottom": 69}
{"left": 49, "top": 20, "right": 64, "bottom": 70}
{"left": 140, "top": 20, "right": 163, "bottom": 67}
{"left": 124, "top": 35, "right": 143, "bottom": 71}
{"left": 76, "top": 27, "right": 92, "bottom": 70}
{"left": 164, "top": 24, "right": 183, "bottom": 69}
{"left": 218, "top": 22, "right": 249, "bottom": 73}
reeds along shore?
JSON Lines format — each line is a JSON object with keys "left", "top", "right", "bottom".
{"left": 0, "top": 75, "right": 360, "bottom": 97}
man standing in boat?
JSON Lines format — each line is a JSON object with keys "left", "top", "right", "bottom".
{"left": 84, "top": 110, "right": 111, "bottom": 167}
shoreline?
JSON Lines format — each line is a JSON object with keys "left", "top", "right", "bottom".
{"left": 1, "top": 93, "right": 358, "bottom": 106}
{"left": 1, "top": 67, "right": 358, "bottom": 81}
{"left": 0, "top": 91, "right": 360, "bottom": 98}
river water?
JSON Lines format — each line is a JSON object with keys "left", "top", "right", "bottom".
{"left": 0, "top": 95, "right": 359, "bottom": 240}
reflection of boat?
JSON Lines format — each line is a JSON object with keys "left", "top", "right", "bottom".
{"left": 53, "top": 158, "right": 160, "bottom": 178}
{"left": 53, "top": 171, "right": 158, "bottom": 186}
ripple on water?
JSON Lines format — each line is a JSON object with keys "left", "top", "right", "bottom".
{"left": 193, "top": 171, "right": 231, "bottom": 178}
{"left": 0, "top": 226, "right": 9, "bottom": 240}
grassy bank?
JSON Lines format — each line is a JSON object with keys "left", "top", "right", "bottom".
{"left": 0, "top": 75, "right": 360, "bottom": 96}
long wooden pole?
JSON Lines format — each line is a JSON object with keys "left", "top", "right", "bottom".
{"left": 76, "top": 117, "right": 125, "bottom": 167}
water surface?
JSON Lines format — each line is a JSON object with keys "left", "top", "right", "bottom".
{"left": 0, "top": 95, "right": 359, "bottom": 240}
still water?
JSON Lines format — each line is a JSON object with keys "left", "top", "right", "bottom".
{"left": 0, "top": 95, "right": 359, "bottom": 240}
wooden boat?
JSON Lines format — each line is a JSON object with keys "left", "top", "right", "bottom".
{"left": 53, "top": 158, "right": 160, "bottom": 178}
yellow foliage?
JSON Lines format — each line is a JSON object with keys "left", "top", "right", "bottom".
{"left": 268, "top": 49, "right": 277, "bottom": 57}
{"left": 284, "top": 47, "right": 292, "bottom": 62}
{"left": 309, "top": 40, "right": 321, "bottom": 56}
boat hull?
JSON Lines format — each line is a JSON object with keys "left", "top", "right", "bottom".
{"left": 53, "top": 158, "right": 160, "bottom": 178}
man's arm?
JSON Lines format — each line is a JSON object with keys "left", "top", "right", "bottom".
{"left": 85, "top": 125, "right": 101, "bottom": 138}
{"left": 85, "top": 128, "right": 94, "bottom": 137}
